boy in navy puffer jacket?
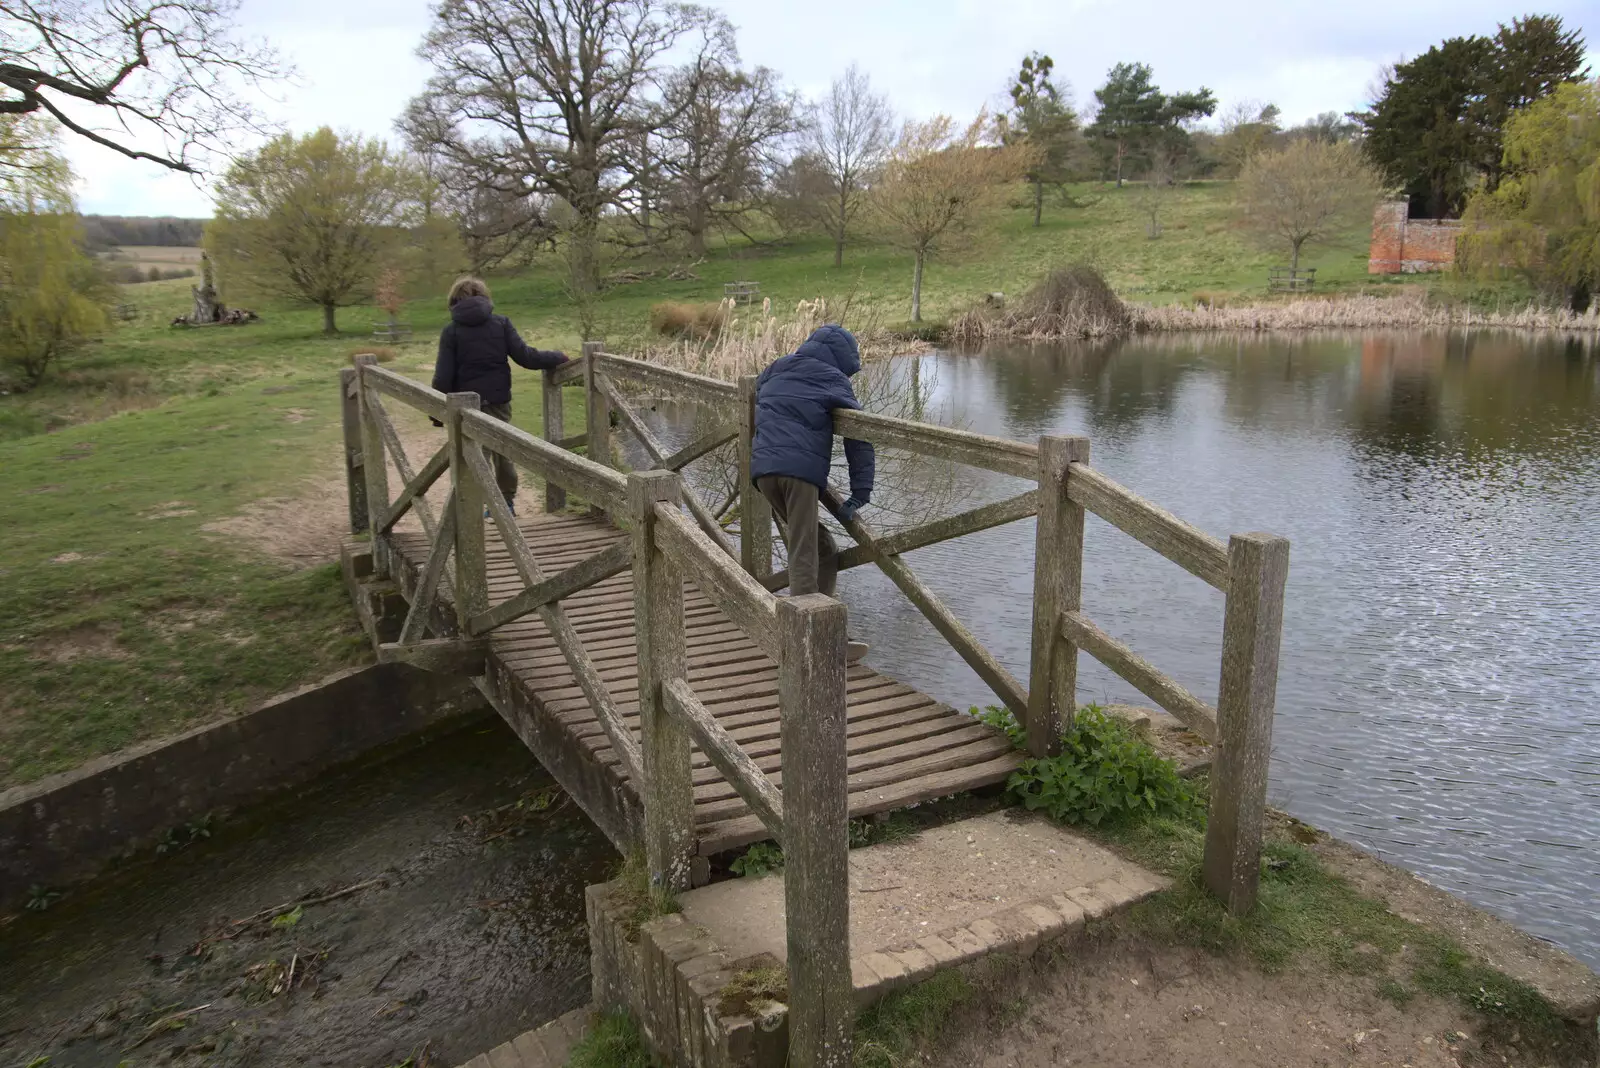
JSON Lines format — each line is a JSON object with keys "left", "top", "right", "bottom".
{"left": 750, "top": 325, "right": 875, "bottom": 658}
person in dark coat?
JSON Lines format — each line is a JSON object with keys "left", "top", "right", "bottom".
{"left": 432, "top": 277, "right": 567, "bottom": 512}
{"left": 750, "top": 324, "right": 875, "bottom": 659}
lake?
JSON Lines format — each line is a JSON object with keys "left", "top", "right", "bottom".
{"left": 826, "top": 331, "right": 1599, "bottom": 969}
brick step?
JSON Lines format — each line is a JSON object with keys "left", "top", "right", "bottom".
{"left": 457, "top": 1005, "right": 592, "bottom": 1068}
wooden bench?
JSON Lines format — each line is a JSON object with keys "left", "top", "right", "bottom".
{"left": 372, "top": 320, "right": 413, "bottom": 343}
{"left": 723, "top": 280, "right": 761, "bottom": 305}
{"left": 1267, "top": 267, "right": 1316, "bottom": 292}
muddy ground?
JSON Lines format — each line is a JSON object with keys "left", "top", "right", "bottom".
{"left": 935, "top": 928, "right": 1576, "bottom": 1068}
{"left": 0, "top": 720, "right": 617, "bottom": 1068}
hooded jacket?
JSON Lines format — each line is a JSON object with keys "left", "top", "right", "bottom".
{"left": 432, "top": 295, "right": 566, "bottom": 405}
{"left": 749, "top": 325, "right": 875, "bottom": 500}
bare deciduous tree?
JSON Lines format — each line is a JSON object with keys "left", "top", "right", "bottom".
{"left": 400, "top": 98, "right": 553, "bottom": 274}
{"left": 871, "top": 113, "right": 1027, "bottom": 322}
{"left": 409, "top": 0, "right": 710, "bottom": 291}
{"left": 1235, "top": 138, "right": 1384, "bottom": 270}
{"left": 0, "top": 0, "right": 286, "bottom": 173}
{"left": 655, "top": 21, "right": 799, "bottom": 257}
{"left": 1134, "top": 147, "right": 1175, "bottom": 239}
{"left": 805, "top": 64, "right": 892, "bottom": 267}
{"left": 1215, "top": 99, "right": 1281, "bottom": 176}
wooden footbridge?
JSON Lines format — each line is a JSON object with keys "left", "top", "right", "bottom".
{"left": 338, "top": 343, "right": 1288, "bottom": 1068}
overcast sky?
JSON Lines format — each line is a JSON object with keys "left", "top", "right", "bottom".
{"left": 64, "top": 0, "right": 1599, "bottom": 217}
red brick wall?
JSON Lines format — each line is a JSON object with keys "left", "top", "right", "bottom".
{"left": 1368, "top": 201, "right": 1460, "bottom": 274}
{"left": 1368, "top": 201, "right": 1408, "bottom": 273}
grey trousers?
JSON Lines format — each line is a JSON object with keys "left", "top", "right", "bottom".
{"left": 757, "top": 475, "right": 838, "bottom": 597}
{"left": 483, "top": 402, "right": 517, "bottom": 507}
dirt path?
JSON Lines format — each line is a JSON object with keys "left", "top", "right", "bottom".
{"left": 205, "top": 393, "right": 543, "bottom": 568}
{"left": 934, "top": 929, "right": 1558, "bottom": 1068}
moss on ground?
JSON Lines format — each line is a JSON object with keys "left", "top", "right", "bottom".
{"left": 611, "top": 852, "right": 682, "bottom": 942}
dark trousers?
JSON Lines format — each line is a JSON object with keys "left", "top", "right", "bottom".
{"left": 483, "top": 401, "right": 517, "bottom": 507}
{"left": 757, "top": 475, "right": 838, "bottom": 597}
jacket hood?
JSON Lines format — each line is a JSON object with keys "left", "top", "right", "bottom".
{"left": 451, "top": 294, "right": 494, "bottom": 327}
{"left": 794, "top": 324, "right": 861, "bottom": 377}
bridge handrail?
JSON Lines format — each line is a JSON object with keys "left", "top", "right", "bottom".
{"left": 594, "top": 350, "right": 740, "bottom": 404}
{"left": 650, "top": 502, "right": 780, "bottom": 657}
{"left": 363, "top": 362, "right": 448, "bottom": 420}
{"left": 579, "top": 348, "right": 1288, "bottom": 917}
{"left": 459, "top": 406, "right": 628, "bottom": 513}
{"left": 628, "top": 470, "right": 851, "bottom": 1068}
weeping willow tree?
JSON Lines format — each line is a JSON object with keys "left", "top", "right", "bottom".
{"left": 0, "top": 117, "right": 112, "bottom": 391}
{"left": 1460, "top": 80, "right": 1600, "bottom": 311}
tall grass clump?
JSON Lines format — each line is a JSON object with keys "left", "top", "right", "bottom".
{"left": 648, "top": 300, "right": 728, "bottom": 340}
{"left": 640, "top": 297, "right": 915, "bottom": 381}
{"left": 950, "top": 265, "right": 1132, "bottom": 342}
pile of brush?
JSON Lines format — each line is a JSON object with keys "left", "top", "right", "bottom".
{"left": 950, "top": 266, "right": 1132, "bottom": 343}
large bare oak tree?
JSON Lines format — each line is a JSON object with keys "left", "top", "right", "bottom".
{"left": 408, "top": 0, "right": 711, "bottom": 290}
{"left": 654, "top": 20, "right": 798, "bottom": 257}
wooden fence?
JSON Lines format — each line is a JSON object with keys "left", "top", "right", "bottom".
{"left": 341, "top": 341, "right": 1289, "bottom": 1068}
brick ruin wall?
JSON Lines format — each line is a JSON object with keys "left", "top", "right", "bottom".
{"left": 1369, "top": 200, "right": 1461, "bottom": 274}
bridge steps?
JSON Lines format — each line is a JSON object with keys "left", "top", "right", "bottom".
{"left": 588, "top": 810, "right": 1167, "bottom": 1068}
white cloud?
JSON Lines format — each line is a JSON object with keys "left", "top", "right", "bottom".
{"left": 60, "top": 0, "right": 1598, "bottom": 216}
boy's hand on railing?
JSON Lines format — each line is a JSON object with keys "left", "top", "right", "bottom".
{"left": 836, "top": 497, "right": 866, "bottom": 523}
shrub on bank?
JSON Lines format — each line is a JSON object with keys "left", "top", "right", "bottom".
{"left": 977, "top": 704, "right": 1196, "bottom": 826}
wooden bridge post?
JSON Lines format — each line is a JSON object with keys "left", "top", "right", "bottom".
{"left": 737, "top": 375, "right": 772, "bottom": 580}
{"left": 629, "top": 471, "right": 696, "bottom": 891}
{"left": 340, "top": 366, "right": 367, "bottom": 535}
{"left": 777, "top": 594, "right": 852, "bottom": 1068}
{"left": 584, "top": 341, "right": 611, "bottom": 518}
{"left": 354, "top": 355, "right": 391, "bottom": 576}
{"left": 1203, "top": 532, "right": 1290, "bottom": 915}
{"left": 542, "top": 367, "right": 567, "bottom": 514}
{"left": 447, "top": 392, "right": 490, "bottom": 632}
{"left": 1027, "top": 435, "right": 1089, "bottom": 756}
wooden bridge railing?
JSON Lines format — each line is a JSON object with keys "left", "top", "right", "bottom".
{"left": 342, "top": 351, "right": 852, "bottom": 1068}
{"left": 576, "top": 345, "right": 1288, "bottom": 916}
{"left": 341, "top": 338, "right": 1289, "bottom": 1068}
{"left": 630, "top": 468, "right": 852, "bottom": 1068}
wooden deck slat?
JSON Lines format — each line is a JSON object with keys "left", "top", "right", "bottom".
{"left": 383, "top": 512, "right": 1020, "bottom": 855}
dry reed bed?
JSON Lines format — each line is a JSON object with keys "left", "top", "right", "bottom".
{"left": 1132, "top": 293, "right": 1600, "bottom": 333}
{"left": 638, "top": 298, "right": 926, "bottom": 380}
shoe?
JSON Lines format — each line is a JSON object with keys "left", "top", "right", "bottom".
{"left": 846, "top": 640, "right": 869, "bottom": 664}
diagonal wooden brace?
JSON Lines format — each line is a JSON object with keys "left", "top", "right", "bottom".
{"left": 378, "top": 638, "right": 487, "bottom": 677}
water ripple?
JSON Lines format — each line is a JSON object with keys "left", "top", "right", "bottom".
{"left": 835, "top": 331, "right": 1600, "bottom": 968}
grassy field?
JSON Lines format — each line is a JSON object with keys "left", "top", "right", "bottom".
{"left": 0, "top": 179, "right": 1518, "bottom": 786}
{"left": 0, "top": 281, "right": 586, "bottom": 787}
{"left": 109, "top": 245, "right": 206, "bottom": 269}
